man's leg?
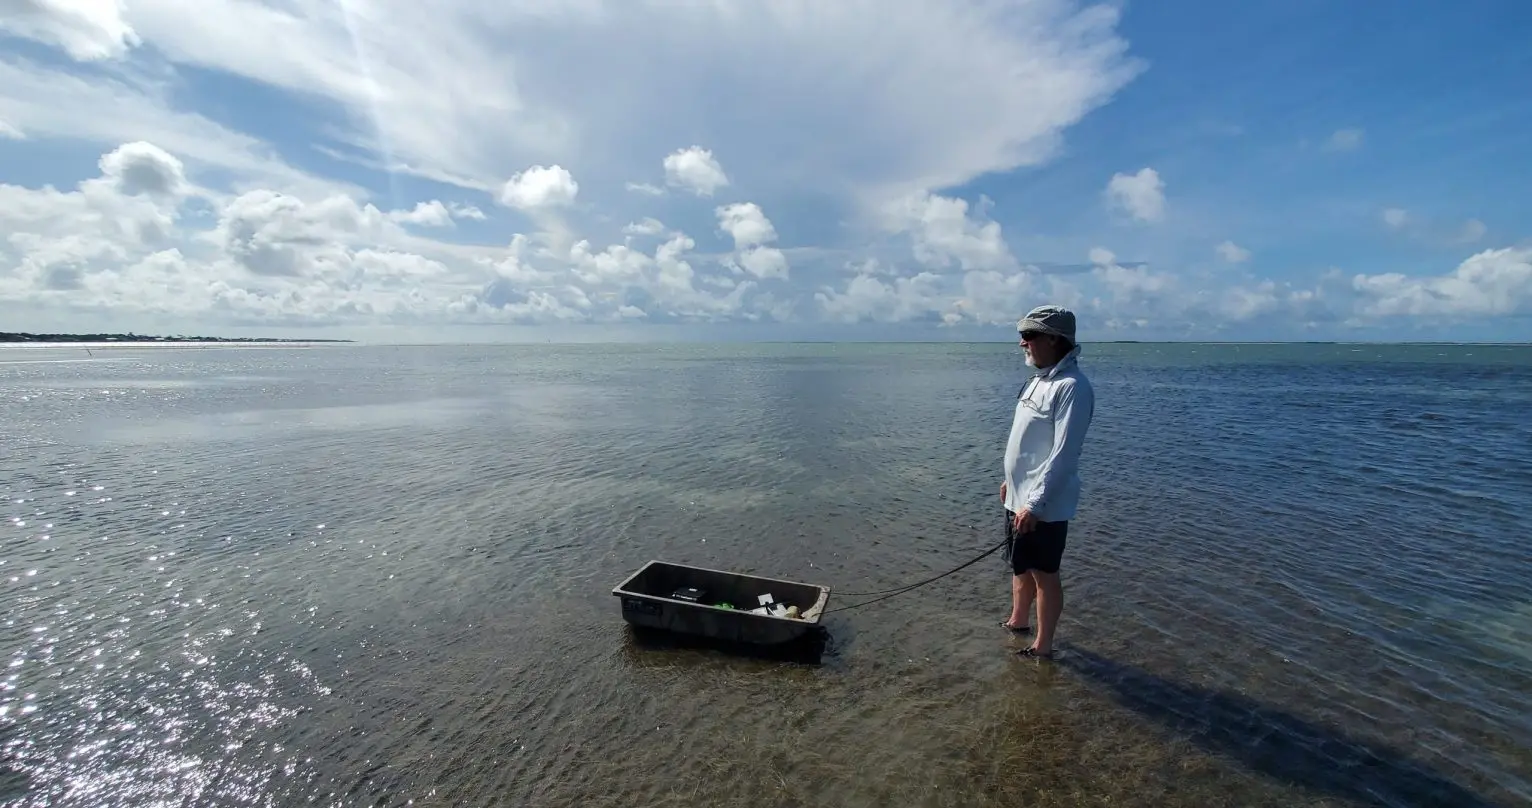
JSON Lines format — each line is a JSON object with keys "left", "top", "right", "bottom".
{"left": 1021, "top": 521, "right": 1068, "bottom": 657}
{"left": 1001, "top": 508, "right": 1035, "bottom": 632}
{"left": 1007, "top": 573, "right": 1036, "bottom": 630}
{"left": 1028, "top": 570, "right": 1063, "bottom": 654}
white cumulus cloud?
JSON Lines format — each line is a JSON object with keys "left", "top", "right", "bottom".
{"left": 389, "top": 201, "right": 454, "bottom": 228}
{"left": 716, "top": 202, "right": 788, "bottom": 281}
{"left": 1352, "top": 247, "right": 1532, "bottom": 319}
{"left": 889, "top": 193, "right": 1016, "bottom": 273}
{"left": 664, "top": 147, "right": 730, "bottom": 197}
{"left": 716, "top": 203, "right": 777, "bottom": 250}
{"left": 1105, "top": 167, "right": 1165, "bottom": 223}
{"left": 499, "top": 165, "right": 579, "bottom": 211}
{"left": 97, "top": 140, "right": 187, "bottom": 198}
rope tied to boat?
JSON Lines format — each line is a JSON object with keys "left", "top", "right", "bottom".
{"left": 822, "top": 535, "right": 1010, "bottom": 614}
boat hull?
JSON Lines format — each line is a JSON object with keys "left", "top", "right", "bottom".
{"left": 612, "top": 560, "right": 831, "bottom": 647}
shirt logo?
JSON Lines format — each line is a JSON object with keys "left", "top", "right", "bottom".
{"left": 1016, "top": 379, "right": 1046, "bottom": 413}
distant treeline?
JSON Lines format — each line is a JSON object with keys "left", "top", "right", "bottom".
{"left": 1, "top": 332, "right": 353, "bottom": 343}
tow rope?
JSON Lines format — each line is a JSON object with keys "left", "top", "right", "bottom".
{"left": 823, "top": 535, "right": 1010, "bottom": 614}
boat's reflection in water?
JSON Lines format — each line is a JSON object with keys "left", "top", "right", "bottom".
{"left": 621, "top": 623, "right": 833, "bottom": 666}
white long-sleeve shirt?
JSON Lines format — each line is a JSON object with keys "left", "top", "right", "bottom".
{"left": 1003, "top": 347, "right": 1095, "bottom": 521}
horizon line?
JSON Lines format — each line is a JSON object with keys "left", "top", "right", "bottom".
{"left": 4, "top": 338, "right": 1531, "bottom": 347}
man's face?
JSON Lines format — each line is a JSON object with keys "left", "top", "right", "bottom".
{"left": 1020, "top": 330, "right": 1059, "bottom": 367}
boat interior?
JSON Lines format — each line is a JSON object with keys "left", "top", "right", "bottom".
{"left": 617, "top": 561, "right": 829, "bottom": 621}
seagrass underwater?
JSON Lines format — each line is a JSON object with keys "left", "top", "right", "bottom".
{"left": 2, "top": 340, "right": 1529, "bottom": 806}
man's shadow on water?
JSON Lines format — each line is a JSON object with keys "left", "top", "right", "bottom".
{"left": 1056, "top": 648, "right": 1507, "bottom": 808}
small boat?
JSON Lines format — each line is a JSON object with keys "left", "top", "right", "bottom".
{"left": 612, "top": 560, "right": 831, "bottom": 647}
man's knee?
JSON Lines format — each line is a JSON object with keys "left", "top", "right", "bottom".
{"left": 1028, "top": 569, "right": 1061, "bottom": 588}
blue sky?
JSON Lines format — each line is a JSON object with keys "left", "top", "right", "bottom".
{"left": 1, "top": 0, "right": 1529, "bottom": 342}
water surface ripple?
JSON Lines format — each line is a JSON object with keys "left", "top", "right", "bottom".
{"left": 2, "top": 342, "right": 1529, "bottom": 807}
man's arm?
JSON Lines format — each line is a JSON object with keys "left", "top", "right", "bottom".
{"left": 1024, "top": 379, "right": 1094, "bottom": 514}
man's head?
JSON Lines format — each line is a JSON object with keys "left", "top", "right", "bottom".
{"left": 1016, "top": 305, "right": 1077, "bottom": 368}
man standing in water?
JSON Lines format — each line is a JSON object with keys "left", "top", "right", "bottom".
{"left": 1000, "top": 305, "right": 1094, "bottom": 659}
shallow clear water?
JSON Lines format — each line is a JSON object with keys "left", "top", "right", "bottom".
{"left": 2, "top": 341, "right": 1529, "bottom": 807}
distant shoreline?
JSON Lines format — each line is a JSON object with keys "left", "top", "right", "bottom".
{"left": 1, "top": 333, "right": 1526, "bottom": 348}
{"left": 0, "top": 332, "right": 353, "bottom": 344}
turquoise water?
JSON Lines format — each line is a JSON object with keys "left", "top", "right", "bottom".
{"left": 2, "top": 341, "right": 1529, "bottom": 806}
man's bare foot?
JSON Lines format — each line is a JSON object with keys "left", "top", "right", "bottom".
{"left": 1015, "top": 646, "right": 1055, "bottom": 660}
{"left": 999, "top": 620, "right": 1032, "bottom": 634}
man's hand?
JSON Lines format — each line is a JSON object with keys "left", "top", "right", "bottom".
{"left": 1012, "top": 508, "right": 1037, "bottom": 533}
{"left": 999, "top": 481, "right": 1007, "bottom": 503}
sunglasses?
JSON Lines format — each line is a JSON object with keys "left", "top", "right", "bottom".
{"left": 1019, "top": 331, "right": 1049, "bottom": 341}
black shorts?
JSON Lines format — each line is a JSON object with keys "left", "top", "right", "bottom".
{"left": 1003, "top": 510, "right": 1068, "bottom": 575}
